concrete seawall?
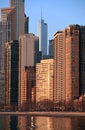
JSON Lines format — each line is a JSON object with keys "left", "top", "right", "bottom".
{"left": 0, "top": 112, "right": 85, "bottom": 116}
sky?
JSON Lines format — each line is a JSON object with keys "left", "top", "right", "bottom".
{"left": 0, "top": 0, "right": 85, "bottom": 41}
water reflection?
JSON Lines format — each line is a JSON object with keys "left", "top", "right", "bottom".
{"left": 18, "top": 116, "right": 36, "bottom": 130}
{"left": 71, "top": 116, "right": 85, "bottom": 130}
{"left": 52, "top": 117, "right": 72, "bottom": 130}
{"left": 0, "top": 115, "right": 85, "bottom": 130}
{"left": 10, "top": 116, "right": 18, "bottom": 130}
{"left": 0, "top": 116, "right": 5, "bottom": 130}
{"left": 36, "top": 116, "right": 54, "bottom": 130}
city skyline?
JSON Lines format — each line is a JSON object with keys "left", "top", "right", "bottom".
{"left": 0, "top": 0, "right": 85, "bottom": 112}
{"left": 0, "top": 0, "right": 85, "bottom": 41}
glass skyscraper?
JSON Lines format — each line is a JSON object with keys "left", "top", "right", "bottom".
{"left": 38, "top": 19, "right": 47, "bottom": 56}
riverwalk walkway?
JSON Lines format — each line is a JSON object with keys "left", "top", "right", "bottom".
{"left": 0, "top": 111, "right": 85, "bottom": 116}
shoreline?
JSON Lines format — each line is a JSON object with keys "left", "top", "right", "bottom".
{"left": 0, "top": 111, "right": 85, "bottom": 116}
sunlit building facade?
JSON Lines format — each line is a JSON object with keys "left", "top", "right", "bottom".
{"left": 19, "top": 66, "right": 36, "bottom": 110}
{"left": 10, "top": 0, "right": 25, "bottom": 39}
{"left": 36, "top": 59, "right": 53, "bottom": 110}
{"left": 54, "top": 31, "right": 66, "bottom": 106}
{"left": 54, "top": 25, "right": 79, "bottom": 107}
{"left": 1, "top": 0, "right": 28, "bottom": 40}
{"left": 18, "top": 34, "right": 40, "bottom": 107}
{"left": 1, "top": 7, "right": 17, "bottom": 40}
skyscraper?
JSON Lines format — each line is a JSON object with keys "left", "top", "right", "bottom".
{"left": 0, "top": 0, "right": 29, "bottom": 108}
{"left": 54, "top": 25, "right": 79, "bottom": 108}
{"left": 0, "top": 5, "right": 17, "bottom": 105}
{"left": 18, "top": 34, "right": 40, "bottom": 107}
{"left": 5, "top": 40, "right": 19, "bottom": 106}
{"left": 54, "top": 31, "right": 66, "bottom": 107}
{"left": 0, "top": 21, "right": 11, "bottom": 105}
{"left": 38, "top": 19, "right": 47, "bottom": 56}
{"left": 19, "top": 33, "right": 40, "bottom": 67}
{"left": 1, "top": 0, "right": 28, "bottom": 40}
{"left": 10, "top": 0, "right": 25, "bottom": 39}
{"left": 79, "top": 26, "right": 85, "bottom": 95}
{"left": 1, "top": 7, "right": 17, "bottom": 40}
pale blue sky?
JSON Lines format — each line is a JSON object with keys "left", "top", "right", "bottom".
{"left": 0, "top": 0, "right": 85, "bottom": 40}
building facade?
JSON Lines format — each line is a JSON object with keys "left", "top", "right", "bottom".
{"left": 79, "top": 26, "right": 85, "bottom": 95}
{"left": 19, "top": 33, "right": 40, "bottom": 67}
{"left": 5, "top": 40, "right": 19, "bottom": 107}
{"left": 54, "top": 25, "right": 79, "bottom": 108}
{"left": 19, "top": 66, "right": 36, "bottom": 111}
{"left": 10, "top": 0, "right": 25, "bottom": 39}
{"left": 49, "top": 39, "right": 54, "bottom": 58}
{"left": 36, "top": 59, "right": 54, "bottom": 110}
{"left": 1, "top": 0, "right": 28, "bottom": 40}
{"left": 18, "top": 34, "right": 40, "bottom": 107}
{"left": 54, "top": 31, "right": 66, "bottom": 108}
{"left": 0, "top": 21, "right": 11, "bottom": 105}
{"left": 1, "top": 7, "right": 17, "bottom": 40}
{"left": 65, "top": 25, "right": 79, "bottom": 103}
{"left": 38, "top": 19, "right": 47, "bottom": 56}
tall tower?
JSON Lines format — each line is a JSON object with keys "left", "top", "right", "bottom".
{"left": 54, "top": 25, "right": 79, "bottom": 108}
{"left": 5, "top": 40, "right": 19, "bottom": 106}
{"left": 54, "top": 31, "right": 66, "bottom": 107}
{"left": 10, "top": 0, "right": 25, "bottom": 39}
{"left": 18, "top": 34, "right": 40, "bottom": 107}
{"left": 79, "top": 26, "right": 85, "bottom": 95}
{"left": 0, "top": 21, "right": 10, "bottom": 105}
{"left": 38, "top": 19, "right": 47, "bottom": 56}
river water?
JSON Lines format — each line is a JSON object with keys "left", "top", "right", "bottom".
{"left": 0, "top": 115, "right": 85, "bottom": 130}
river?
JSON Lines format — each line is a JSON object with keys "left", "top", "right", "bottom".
{"left": 0, "top": 115, "right": 85, "bottom": 130}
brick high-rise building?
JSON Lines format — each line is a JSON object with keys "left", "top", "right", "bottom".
{"left": 54, "top": 25, "right": 79, "bottom": 108}
{"left": 65, "top": 25, "right": 79, "bottom": 103}
{"left": 54, "top": 31, "right": 66, "bottom": 107}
